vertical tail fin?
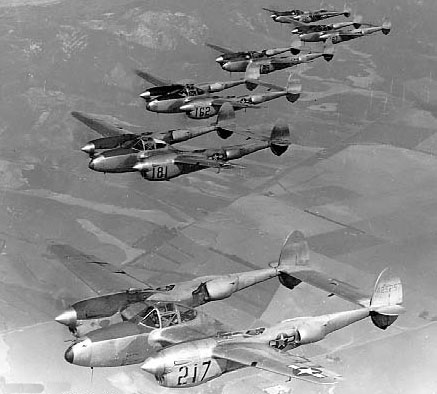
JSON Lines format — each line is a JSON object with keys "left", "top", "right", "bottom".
{"left": 269, "top": 120, "right": 291, "bottom": 156}
{"left": 276, "top": 230, "right": 309, "bottom": 289}
{"left": 214, "top": 102, "right": 235, "bottom": 139}
{"left": 343, "top": 4, "right": 352, "bottom": 18}
{"left": 382, "top": 18, "right": 392, "bottom": 35}
{"left": 285, "top": 73, "right": 302, "bottom": 103}
{"left": 323, "top": 40, "right": 334, "bottom": 61}
{"left": 369, "top": 268, "right": 404, "bottom": 329}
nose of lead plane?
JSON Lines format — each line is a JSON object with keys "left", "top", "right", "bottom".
{"left": 215, "top": 56, "right": 224, "bottom": 63}
{"left": 55, "top": 307, "right": 77, "bottom": 327}
{"left": 64, "top": 338, "right": 92, "bottom": 366}
{"left": 146, "top": 100, "right": 158, "bottom": 111}
{"left": 88, "top": 155, "right": 105, "bottom": 171}
{"left": 140, "top": 91, "right": 151, "bottom": 101}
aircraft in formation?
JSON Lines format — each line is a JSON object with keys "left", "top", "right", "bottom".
{"left": 54, "top": 231, "right": 404, "bottom": 387}
{"left": 263, "top": 5, "right": 352, "bottom": 24}
{"left": 141, "top": 73, "right": 300, "bottom": 119}
{"left": 77, "top": 109, "right": 291, "bottom": 181}
{"left": 63, "top": 5, "right": 397, "bottom": 388}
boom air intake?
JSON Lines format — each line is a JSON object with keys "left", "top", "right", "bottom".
{"left": 369, "top": 268, "right": 404, "bottom": 329}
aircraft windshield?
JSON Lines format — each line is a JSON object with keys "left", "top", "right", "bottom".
{"left": 138, "top": 303, "right": 197, "bottom": 329}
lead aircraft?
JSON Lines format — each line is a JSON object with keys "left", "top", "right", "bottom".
{"left": 263, "top": 5, "right": 351, "bottom": 24}
{"left": 141, "top": 231, "right": 404, "bottom": 388}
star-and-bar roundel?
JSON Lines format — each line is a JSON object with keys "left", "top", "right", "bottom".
{"left": 268, "top": 332, "right": 296, "bottom": 350}
{"left": 287, "top": 364, "right": 327, "bottom": 379}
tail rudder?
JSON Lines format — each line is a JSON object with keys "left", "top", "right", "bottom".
{"left": 269, "top": 120, "right": 291, "bottom": 156}
{"left": 290, "top": 39, "right": 302, "bottom": 55}
{"left": 285, "top": 73, "right": 302, "bottom": 103}
{"left": 323, "top": 40, "right": 335, "bottom": 61}
{"left": 276, "top": 230, "right": 310, "bottom": 289}
{"left": 352, "top": 14, "right": 363, "bottom": 28}
{"left": 381, "top": 18, "right": 391, "bottom": 35}
{"left": 245, "top": 60, "right": 261, "bottom": 82}
{"left": 214, "top": 102, "right": 235, "bottom": 139}
{"left": 343, "top": 4, "right": 352, "bottom": 18}
{"left": 369, "top": 268, "right": 404, "bottom": 329}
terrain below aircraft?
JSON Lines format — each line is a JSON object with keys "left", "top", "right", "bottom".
{"left": 263, "top": 5, "right": 351, "bottom": 24}
{"left": 143, "top": 75, "right": 301, "bottom": 120}
{"left": 51, "top": 239, "right": 301, "bottom": 367}
{"left": 141, "top": 231, "right": 404, "bottom": 388}
{"left": 135, "top": 69, "right": 255, "bottom": 102}
{"left": 132, "top": 120, "right": 291, "bottom": 181}
{"left": 206, "top": 42, "right": 302, "bottom": 71}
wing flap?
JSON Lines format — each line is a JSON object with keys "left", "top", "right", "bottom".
{"left": 71, "top": 111, "right": 142, "bottom": 137}
{"left": 47, "top": 244, "right": 151, "bottom": 295}
{"left": 134, "top": 69, "right": 173, "bottom": 86}
{"left": 213, "top": 343, "right": 341, "bottom": 385}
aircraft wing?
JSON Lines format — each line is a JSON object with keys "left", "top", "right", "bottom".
{"left": 71, "top": 111, "right": 146, "bottom": 137}
{"left": 213, "top": 343, "right": 341, "bottom": 385}
{"left": 278, "top": 231, "right": 370, "bottom": 306}
{"left": 47, "top": 243, "right": 152, "bottom": 295}
{"left": 134, "top": 69, "right": 173, "bottom": 86}
{"left": 174, "top": 154, "right": 234, "bottom": 169}
{"left": 205, "top": 42, "right": 236, "bottom": 54}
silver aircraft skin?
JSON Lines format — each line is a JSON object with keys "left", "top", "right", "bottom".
{"left": 52, "top": 242, "right": 301, "bottom": 368}
{"left": 263, "top": 6, "right": 351, "bottom": 24}
{"left": 206, "top": 42, "right": 302, "bottom": 72}
{"left": 72, "top": 109, "right": 234, "bottom": 160}
{"left": 140, "top": 231, "right": 405, "bottom": 388}
{"left": 289, "top": 15, "right": 363, "bottom": 42}
{"left": 243, "top": 46, "right": 334, "bottom": 81}
{"left": 131, "top": 121, "right": 290, "bottom": 181}
{"left": 291, "top": 18, "right": 392, "bottom": 47}
{"left": 142, "top": 75, "right": 301, "bottom": 120}
{"left": 135, "top": 69, "right": 254, "bottom": 102}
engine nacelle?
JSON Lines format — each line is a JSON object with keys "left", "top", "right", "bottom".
{"left": 224, "top": 147, "right": 243, "bottom": 160}
{"left": 294, "top": 323, "right": 326, "bottom": 345}
{"left": 205, "top": 276, "right": 239, "bottom": 300}
{"left": 85, "top": 134, "right": 137, "bottom": 154}
{"left": 249, "top": 94, "right": 265, "bottom": 104}
{"left": 168, "top": 129, "right": 192, "bottom": 143}
{"left": 208, "top": 82, "right": 225, "bottom": 92}
{"left": 192, "top": 276, "right": 239, "bottom": 304}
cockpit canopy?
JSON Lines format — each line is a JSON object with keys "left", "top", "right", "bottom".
{"left": 136, "top": 302, "right": 197, "bottom": 330}
{"left": 126, "top": 136, "right": 168, "bottom": 152}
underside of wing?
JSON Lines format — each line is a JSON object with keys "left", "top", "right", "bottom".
{"left": 205, "top": 42, "right": 236, "bottom": 54}
{"left": 71, "top": 111, "right": 144, "bottom": 137}
{"left": 278, "top": 231, "right": 370, "bottom": 306}
{"left": 134, "top": 69, "right": 173, "bottom": 86}
{"left": 213, "top": 343, "right": 341, "bottom": 385}
{"left": 174, "top": 154, "right": 230, "bottom": 169}
{"left": 47, "top": 243, "right": 152, "bottom": 295}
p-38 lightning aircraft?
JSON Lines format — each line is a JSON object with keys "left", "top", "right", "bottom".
{"left": 52, "top": 238, "right": 301, "bottom": 367}
{"left": 290, "top": 18, "right": 392, "bottom": 48}
{"left": 131, "top": 120, "right": 290, "bottom": 181}
{"left": 263, "top": 5, "right": 351, "bottom": 24}
{"left": 135, "top": 69, "right": 255, "bottom": 102}
{"left": 72, "top": 105, "right": 235, "bottom": 162}
{"left": 206, "top": 42, "right": 303, "bottom": 72}
{"left": 86, "top": 118, "right": 289, "bottom": 179}
{"left": 142, "top": 75, "right": 301, "bottom": 119}
{"left": 140, "top": 231, "right": 404, "bottom": 388}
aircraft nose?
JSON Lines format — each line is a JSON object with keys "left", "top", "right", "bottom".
{"left": 88, "top": 155, "right": 104, "bottom": 171}
{"left": 140, "top": 91, "right": 151, "bottom": 101}
{"left": 55, "top": 307, "right": 77, "bottom": 327}
{"left": 64, "top": 346, "right": 74, "bottom": 364}
{"left": 141, "top": 356, "right": 164, "bottom": 376}
{"left": 215, "top": 56, "right": 224, "bottom": 63}
{"left": 146, "top": 100, "right": 158, "bottom": 111}
{"left": 81, "top": 143, "right": 95, "bottom": 156}
{"left": 179, "top": 103, "right": 194, "bottom": 112}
